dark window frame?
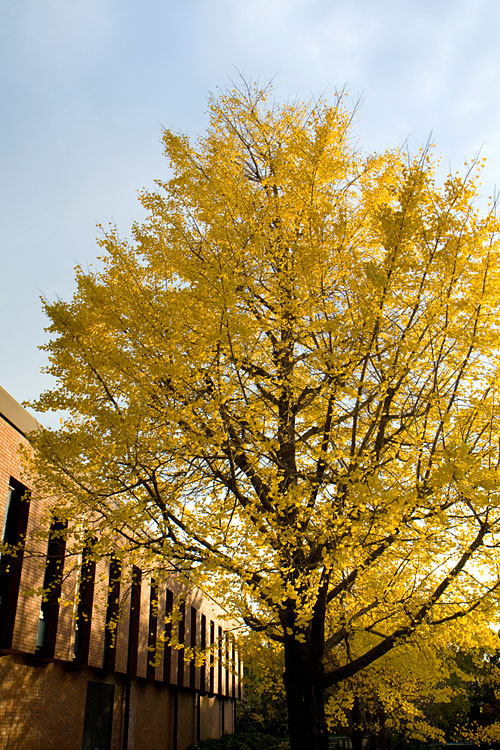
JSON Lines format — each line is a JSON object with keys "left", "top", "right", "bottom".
{"left": 0, "top": 478, "right": 30, "bottom": 649}
{"left": 177, "top": 601, "right": 185, "bottom": 687}
{"left": 209, "top": 620, "right": 215, "bottom": 695}
{"left": 225, "top": 630, "right": 230, "bottom": 697}
{"left": 218, "top": 625, "right": 223, "bottom": 696}
{"left": 147, "top": 580, "right": 158, "bottom": 680}
{"left": 189, "top": 605, "right": 197, "bottom": 689}
{"left": 200, "top": 613, "right": 207, "bottom": 693}
{"left": 35, "top": 516, "right": 67, "bottom": 658}
{"left": 232, "top": 635, "right": 236, "bottom": 698}
{"left": 73, "top": 534, "right": 96, "bottom": 665}
{"left": 126, "top": 566, "right": 141, "bottom": 677}
{"left": 163, "top": 587, "right": 173, "bottom": 684}
{"left": 103, "top": 557, "right": 121, "bottom": 671}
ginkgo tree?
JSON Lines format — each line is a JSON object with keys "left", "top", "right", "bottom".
{"left": 30, "top": 82, "right": 500, "bottom": 750}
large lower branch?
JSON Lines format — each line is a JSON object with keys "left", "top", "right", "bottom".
{"left": 323, "top": 520, "right": 489, "bottom": 688}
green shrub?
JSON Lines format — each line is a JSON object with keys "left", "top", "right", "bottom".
{"left": 187, "top": 731, "right": 290, "bottom": 750}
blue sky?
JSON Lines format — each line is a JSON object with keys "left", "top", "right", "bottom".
{"left": 2, "top": 0, "right": 499, "bottom": 424}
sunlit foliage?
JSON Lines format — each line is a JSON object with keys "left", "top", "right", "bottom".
{"left": 30, "top": 82, "right": 500, "bottom": 750}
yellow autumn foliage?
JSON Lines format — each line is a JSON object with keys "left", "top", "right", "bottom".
{"left": 28, "top": 82, "right": 500, "bottom": 750}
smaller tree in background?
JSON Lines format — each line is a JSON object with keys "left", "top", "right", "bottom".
{"left": 444, "top": 646, "right": 500, "bottom": 748}
{"left": 326, "top": 640, "right": 461, "bottom": 750}
{"left": 237, "top": 631, "right": 288, "bottom": 737}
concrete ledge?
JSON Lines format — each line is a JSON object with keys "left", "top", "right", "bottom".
{"left": 0, "top": 386, "right": 40, "bottom": 436}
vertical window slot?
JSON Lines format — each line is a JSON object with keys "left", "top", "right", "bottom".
{"left": 73, "top": 535, "right": 96, "bottom": 664}
{"left": 200, "top": 613, "right": 207, "bottom": 693}
{"left": 103, "top": 556, "right": 121, "bottom": 671}
{"left": 209, "top": 620, "right": 215, "bottom": 695}
{"left": 218, "top": 626, "right": 223, "bottom": 697}
{"left": 147, "top": 580, "right": 158, "bottom": 680}
{"left": 163, "top": 588, "right": 173, "bottom": 684}
{"left": 189, "top": 606, "right": 197, "bottom": 689}
{"left": 0, "top": 478, "right": 30, "bottom": 649}
{"left": 36, "top": 517, "right": 67, "bottom": 657}
{"left": 126, "top": 566, "right": 141, "bottom": 677}
{"left": 177, "top": 601, "right": 185, "bottom": 687}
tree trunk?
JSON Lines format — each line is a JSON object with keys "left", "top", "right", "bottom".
{"left": 283, "top": 634, "right": 329, "bottom": 750}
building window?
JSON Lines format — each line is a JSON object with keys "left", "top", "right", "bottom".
{"left": 200, "top": 613, "right": 207, "bottom": 693}
{"left": 225, "top": 630, "right": 230, "bottom": 697}
{"left": 163, "top": 587, "right": 173, "bottom": 684}
{"left": 209, "top": 620, "right": 215, "bottom": 695}
{"left": 147, "top": 580, "right": 158, "bottom": 680}
{"left": 189, "top": 606, "right": 197, "bottom": 689}
{"left": 0, "top": 478, "right": 30, "bottom": 648}
{"left": 103, "top": 556, "right": 121, "bottom": 671}
{"left": 177, "top": 601, "right": 186, "bottom": 687}
{"left": 126, "top": 566, "right": 141, "bottom": 676}
{"left": 218, "top": 625, "right": 223, "bottom": 696}
{"left": 73, "top": 535, "right": 96, "bottom": 664}
{"left": 238, "top": 645, "right": 242, "bottom": 699}
{"left": 232, "top": 635, "right": 236, "bottom": 697}
{"left": 36, "top": 516, "right": 67, "bottom": 657}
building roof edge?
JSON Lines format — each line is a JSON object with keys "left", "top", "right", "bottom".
{"left": 0, "top": 386, "right": 41, "bottom": 436}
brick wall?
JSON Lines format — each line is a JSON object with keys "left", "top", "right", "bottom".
{"left": 0, "top": 389, "right": 240, "bottom": 750}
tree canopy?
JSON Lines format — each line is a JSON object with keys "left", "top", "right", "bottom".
{"left": 30, "top": 82, "right": 500, "bottom": 750}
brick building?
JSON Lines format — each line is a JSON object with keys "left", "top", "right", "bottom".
{"left": 0, "top": 385, "right": 240, "bottom": 750}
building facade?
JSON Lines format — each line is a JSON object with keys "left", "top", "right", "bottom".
{"left": 0, "top": 386, "right": 240, "bottom": 750}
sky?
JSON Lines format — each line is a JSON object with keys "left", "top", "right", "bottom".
{"left": 2, "top": 0, "right": 500, "bottom": 425}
